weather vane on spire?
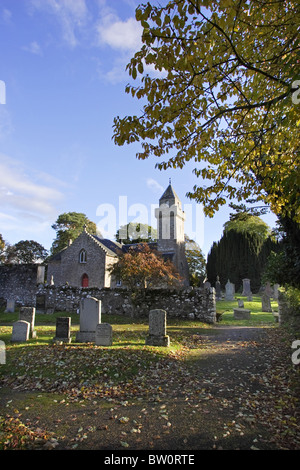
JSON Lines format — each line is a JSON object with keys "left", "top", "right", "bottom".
{"left": 169, "top": 177, "right": 171, "bottom": 185}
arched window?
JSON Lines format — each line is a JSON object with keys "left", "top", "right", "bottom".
{"left": 81, "top": 273, "right": 89, "bottom": 287}
{"left": 79, "top": 249, "right": 87, "bottom": 263}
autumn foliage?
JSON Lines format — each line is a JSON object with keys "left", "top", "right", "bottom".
{"left": 109, "top": 243, "right": 183, "bottom": 289}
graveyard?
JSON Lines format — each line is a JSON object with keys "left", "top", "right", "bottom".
{"left": 0, "top": 294, "right": 299, "bottom": 451}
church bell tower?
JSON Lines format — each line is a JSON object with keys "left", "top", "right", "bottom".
{"left": 155, "top": 182, "right": 189, "bottom": 285}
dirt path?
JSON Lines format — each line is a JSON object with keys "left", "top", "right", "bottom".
{"left": 1, "top": 324, "right": 299, "bottom": 451}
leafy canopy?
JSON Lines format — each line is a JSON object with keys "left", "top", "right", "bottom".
{"left": 113, "top": 0, "right": 300, "bottom": 222}
{"left": 109, "top": 243, "right": 182, "bottom": 289}
{"left": 51, "top": 212, "right": 97, "bottom": 255}
{"left": 115, "top": 223, "right": 157, "bottom": 244}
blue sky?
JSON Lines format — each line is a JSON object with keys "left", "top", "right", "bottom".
{"left": 0, "top": 0, "right": 277, "bottom": 257}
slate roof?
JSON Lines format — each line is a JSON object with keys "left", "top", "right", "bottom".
{"left": 159, "top": 183, "right": 180, "bottom": 204}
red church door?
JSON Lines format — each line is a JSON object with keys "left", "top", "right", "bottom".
{"left": 81, "top": 273, "right": 89, "bottom": 287}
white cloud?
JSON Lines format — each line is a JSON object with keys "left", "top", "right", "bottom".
{"left": 2, "top": 8, "right": 12, "bottom": 23}
{"left": 0, "top": 154, "right": 64, "bottom": 221}
{"left": 147, "top": 178, "right": 164, "bottom": 194}
{"left": 96, "top": 14, "right": 142, "bottom": 52}
{"left": 22, "top": 41, "right": 43, "bottom": 55}
{"left": 30, "top": 0, "right": 89, "bottom": 47}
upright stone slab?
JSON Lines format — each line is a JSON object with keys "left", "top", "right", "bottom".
{"left": 19, "top": 307, "right": 36, "bottom": 338}
{"left": 273, "top": 284, "right": 279, "bottom": 300}
{"left": 262, "top": 292, "right": 272, "bottom": 312}
{"left": 215, "top": 277, "right": 222, "bottom": 300}
{"left": 11, "top": 320, "right": 30, "bottom": 342}
{"left": 76, "top": 297, "right": 101, "bottom": 342}
{"left": 233, "top": 308, "right": 251, "bottom": 320}
{"left": 5, "top": 299, "right": 15, "bottom": 313}
{"left": 54, "top": 317, "right": 71, "bottom": 343}
{"left": 242, "top": 279, "right": 252, "bottom": 297}
{"left": 237, "top": 299, "right": 244, "bottom": 308}
{"left": 145, "top": 309, "right": 170, "bottom": 347}
{"left": 95, "top": 323, "right": 112, "bottom": 346}
{"left": 225, "top": 280, "right": 235, "bottom": 301}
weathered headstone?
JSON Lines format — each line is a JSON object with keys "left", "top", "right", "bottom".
{"left": 242, "top": 278, "right": 252, "bottom": 297}
{"left": 215, "top": 277, "right": 222, "bottom": 300}
{"left": 264, "top": 282, "right": 273, "bottom": 298}
{"left": 237, "top": 299, "right": 244, "bottom": 308}
{"left": 11, "top": 320, "right": 30, "bottom": 342}
{"left": 0, "top": 340, "right": 5, "bottom": 364}
{"left": 95, "top": 323, "right": 113, "bottom": 346}
{"left": 145, "top": 309, "right": 170, "bottom": 347}
{"left": 262, "top": 292, "right": 272, "bottom": 312}
{"left": 5, "top": 299, "right": 15, "bottom": 313}
{"left": 76, "top": 297, "right": 101, "bottom": 342}
{"left": 225, "top": 280, "right": 235, "bottom": 301}
{"left": 233, "top": 308, "right": 251, "bottom": 320}
{"left": 19, "top": 307, "right": 36, "bottom": 338}
{"left": 203, "top": 280, "right": 211, "bottom": 289}
{"left": 273, "top": 284, "right": 279, "bottom": 300}
{"left": 36, "top": 294, "right": 46, "bottom": 313}
{"left": 54, "top": 317, "right": 71, "bottom": 343}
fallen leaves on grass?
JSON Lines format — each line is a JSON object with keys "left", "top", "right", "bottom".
{"left": 0, "top": 326, "right": 299, "bottom": 450}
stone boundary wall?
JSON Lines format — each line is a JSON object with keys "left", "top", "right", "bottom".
{"left": 0, "top": 265, "right": 45, "bottom": 307}
{"left": 36, "top": 285, "right": 216, "bottom": 324}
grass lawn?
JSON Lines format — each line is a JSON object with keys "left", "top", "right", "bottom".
{"left": 2, "top": 294, "right": 299, "bottom": 451}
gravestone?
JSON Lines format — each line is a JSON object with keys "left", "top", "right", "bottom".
{"left": 262, "top": 292, "right": 272, "bottom": 312}
{"left": 54, "top": 317, "right": 71, "bottom": 343}
{"left": 215, "top": 277, "right": 222, "bottom": 300}
{"left": 0, "top": 340, "right": 5, "bottom": 364}
{"left": 233, "top": 308, "right": 251, "bottom": 320}
{"left": 5, "top": 299, "right": 15, "bottom": 313}
{"left": 203, "top": 280, "right": 211, "bottom": 289}
{"left": 273, "top": 284, "right": 279, "bottom": 300}
{"left": 95, "top": 323, "right": 113, "bottom": 346}
{"left": 264, "top": 282, "right": 273, "bottom": 298}
{"left": 225, "top": 280, "right": 235, "bottom": 301}
{"left": 11, "top": 320, "right": 30, "bottom": 342}
{"left": 145, "top": 309, "right": 170, "bottom": 347}
{"left": 19, "top": 307, "right": 36, "bottom": 338}
{"left": 242, "top": 278, "right": 252, "bottom": 297}
{"left": 76, "top": 297, "right": 101, "bottom": 342}
{"left": 238, "top": 299, "right": 244, "bottom": 308}
{"left": 36, "top": 294, "right": 46, "bottom": 313}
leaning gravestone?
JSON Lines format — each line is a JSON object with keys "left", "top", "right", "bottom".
{"left": 262, "top": 292, "right": 272, "bottom": 312}
{"left": 215, "top": 277, "right": 222, "bottom": 300}
{"left": 54, "top": 317, "right": 71, "bottom": 343}
{"left": 95, "top": 323, "right": 113, "bottom": 346}
{"left": 145, "top": 309, "right": 170, "bottom": 347}
{"left": 76, "top": 297, "right": 101, "bottom": 342}
{"left": 242, "top": 278, "right": 252, "bottom": 297}
{"left": 19, "top": 307, "right": 36, "bottom": 338}
{"left": 11, "top": 320, "right": 30, "bottom": 342}
{"left": 5, "top": 299, "right": 15, "bottom": 313}
{"left": 234, "top": 308, "right": 251, "bottom": 320}
{"left": 225, "top": 280, "right": 235, "bottom": 301}
{"left": 273, "top": 283, "right": 279, "bottom": 300}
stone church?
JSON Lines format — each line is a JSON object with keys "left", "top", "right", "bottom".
{"left": 47, "top": 183, "right": 190, "bottom": 288}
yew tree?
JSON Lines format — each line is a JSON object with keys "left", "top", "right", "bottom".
{"left": 113, "top": 0, "right": 300, "bottom": 223}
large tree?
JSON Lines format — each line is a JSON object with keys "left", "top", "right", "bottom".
{"left": 51, "top": 212, "right": 97, "bottom": 255}
{"left": 113, "top": 0, "right": 300, "bottom": 224}
{"left": 4, "top": 240, "right": 48, "bottom": 264}
{"left": 206, "top": 211, "right": 279, "bottom": 291}
{"left": 109, "top": 243, "right": 182, "bottom": 290}
{"left": 115, "top": 223, "right": 157, "bottom": 244}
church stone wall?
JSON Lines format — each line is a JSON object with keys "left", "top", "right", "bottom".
{"left": 35, "top": 284, "right": 216, "bottom": 324}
